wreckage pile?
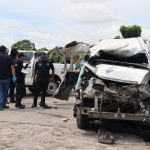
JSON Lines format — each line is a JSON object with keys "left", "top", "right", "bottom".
{"left": 55, "top": 38, "right": 150, "bottom": 143}
{"left": 82, "top": 38, "right": 150, "bottom": 116}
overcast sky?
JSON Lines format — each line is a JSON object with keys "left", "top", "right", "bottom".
{"left": 0, "top": 0, "right": 150, "bottom": 49}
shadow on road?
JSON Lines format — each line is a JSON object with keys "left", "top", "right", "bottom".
{"left": 83, "top": 120, "right": 150, "bottom": 142}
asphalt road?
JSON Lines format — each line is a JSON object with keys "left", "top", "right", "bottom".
{"left": 0, "top": 94, "right": 150, "bottom": 150}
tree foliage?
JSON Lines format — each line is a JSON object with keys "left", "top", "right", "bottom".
{"left": 11, "top": 39, "right": 36, "bottom": 50}
{"left": 37, "top": 47, "right": 49, "bottom": 52}
{"left": 48, "top": 53, "right": 64, "bottom": 64}
{"left": 11, "top": 39, "right": 87, "bottom": 64}
{"left": 114, "top": 36, "right": 121, "bottom": 39}
{"left": 120, "top": 25, "right": 142, "bottom": 38}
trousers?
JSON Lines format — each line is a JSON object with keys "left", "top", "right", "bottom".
{"left": 9, "top": 79, "right": 16, "bottom": 100}
{"left": 0, "top": 79, "right": 10, "bottom": 108}
{"left": 16, "top": 79, "right": 26, "bottom": 105}
{"left": 33, "top": 79, "right": 48, "bottom": 105}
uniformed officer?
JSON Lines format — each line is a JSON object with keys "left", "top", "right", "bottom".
{"left": 9, "top": 48, "right": 18, "bottom": 103}
{"left": 32, "top": 52, "right": 55, "bottom": 109}
{"left": 15, "top": 52, "right": 30, "bottom": 109}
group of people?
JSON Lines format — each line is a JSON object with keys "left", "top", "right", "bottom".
{"left": 0, "top": 45, "right": 55, "bottom": 110}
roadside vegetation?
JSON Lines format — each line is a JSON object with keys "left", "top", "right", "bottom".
{"left": 11, "top": 25, "right": 144, "bottom": 63}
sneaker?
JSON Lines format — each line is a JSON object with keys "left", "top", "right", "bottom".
{"left": 20, "top": 104, "right": 25, "bottom": 107}
{"left": 15, "top": 104, "right": 25, "bottom": 109}
{"left": 31, "top": 104, "right": 37, "bottom": 108}
{"left": 42, "top": 104, "right": 52, "bottom": 109}
{"left": 15, "top": 104, "right": 19, "bottom": 107}
{"left": 3, "top": 105, "right": 9, "bottom": 109}
{"left": 18, "top": 105, "right": 25, "bottom": 109}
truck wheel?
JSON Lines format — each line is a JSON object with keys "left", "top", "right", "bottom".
{"left": 140, "top": 129, "right": 150, "bottom": 142}
{"left": 76, "top": 98, "right": 93, "bottom": 129}
{"left": 76, "top": 113, "right": 89, "bottom": 129}
{"left": 47, "top": 81, "right": 59, "bottom": 96}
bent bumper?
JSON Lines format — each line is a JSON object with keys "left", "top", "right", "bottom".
{"left": 79, "top": 107, "right": 150, "bottom": 123}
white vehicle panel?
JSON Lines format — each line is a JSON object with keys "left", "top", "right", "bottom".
{"left": 96, "top": 64, "right": 149, "bottom": 84}
{"left": 17, "top": 51, "right": 65, "bottom": 86}
{"left": 90, "top": 37, "right": 148, "bottom": 57}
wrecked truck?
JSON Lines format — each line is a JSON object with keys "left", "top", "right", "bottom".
{"left": 55, "top": 38, "right": 150, "bottom": 142}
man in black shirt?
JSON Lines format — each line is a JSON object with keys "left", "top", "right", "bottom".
{"left": 32, "top": 52, "right": 55, "bottom": 109}
{"left": 0, "top": 45, "right": 16, "bottom": 110}
{"left": 15, "top": 52, "right": 30, "bottom": 109}
{"left": 9, "top": 48, "right": 18, "bottom": 103}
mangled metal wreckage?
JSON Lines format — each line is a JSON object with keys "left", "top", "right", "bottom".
{"left": 55, "top": 38, "right": 150, "bottom": 142}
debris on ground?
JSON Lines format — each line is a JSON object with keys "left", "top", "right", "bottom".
{"left": 62, "top": 118, "right": 70, "bottom": 122}
{"left": 98, "top": 129, "right": 115, "bottom": 144}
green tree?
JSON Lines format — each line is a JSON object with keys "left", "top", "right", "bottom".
{"left": 35, "top": 47, "right": 63, "bottom": 63}
{"left": 37, "top": 47, "right": 49, "bottom": 52}
{"left": 114, "top": 36, "right": 121, "bottom": 39}
{"left": 11, "top": 39, "right": 36, "bottom": 50}
{"left": 120, "top": 25, "right": 142, "bottom": 38}
{"left": 48, "top": 53, "right": 64, "bottom": 64}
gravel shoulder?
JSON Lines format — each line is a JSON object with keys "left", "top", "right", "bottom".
{"left": 0, "top": 96, "right": 150, "bottom": 150}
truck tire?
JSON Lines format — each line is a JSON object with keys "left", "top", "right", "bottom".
{"left": 76, "top": 113, "right": 89, "bottom": 129}
{"left": 28, "top": 81, "right": 59, "bottom": 96}
{"left": 47, "top": 81, "right": 59, "bottom": 96}
{"left": 76, "top": 98, "right": 92, "bottom": 129}
{"left": 140, "top": 129, "right": 150, "bottom": 142}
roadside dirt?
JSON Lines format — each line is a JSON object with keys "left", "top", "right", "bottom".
{"left": 0, "top": 96, "right": 150, "bottom": 150}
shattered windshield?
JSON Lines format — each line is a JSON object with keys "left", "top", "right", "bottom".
{"left": 98, "top": 50, "right": 148, "bottom": 64}
{"left": 89, "top": 50, "right": 149, "bottom": 69}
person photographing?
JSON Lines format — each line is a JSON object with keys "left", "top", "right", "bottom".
{"left": 15, "top": 52, "right": 30, "bottom": 109}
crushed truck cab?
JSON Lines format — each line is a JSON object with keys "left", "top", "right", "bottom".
{"left": 55, "top": 38, "right": 150, "bottom": 142}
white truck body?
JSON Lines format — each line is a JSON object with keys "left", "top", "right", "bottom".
{"left": 17, "top": 50, "right": 64, "bottom": 86}
{"left": 9, "top": 50, "right": 65, "bottom": 95}
{"left": 96, "top": 64, "right": 149, "bottom": 85}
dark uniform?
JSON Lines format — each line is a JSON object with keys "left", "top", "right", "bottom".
{"left": 9, "top": 49, "right": 18, "bottom": 103}
{"left": 32, "top": 59, "right": 54, "bottom": 108}
{"left": 0, "top": 47, "right": 14, "bottom": 110}
{"left": 15, "top": 60, "right": 28, "bottom": 108}
{"left": 9, "top": 59, "right": 16, "bottom": 102}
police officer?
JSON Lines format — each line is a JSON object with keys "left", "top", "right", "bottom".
{"left": 32, "top": 52, "right": 55, "bottom": 109}
{"left": 9, "top": 48, "right": 18, "bottom": 103}
{"left": 15, "top": 53, "right": 30, "bottom": 109}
